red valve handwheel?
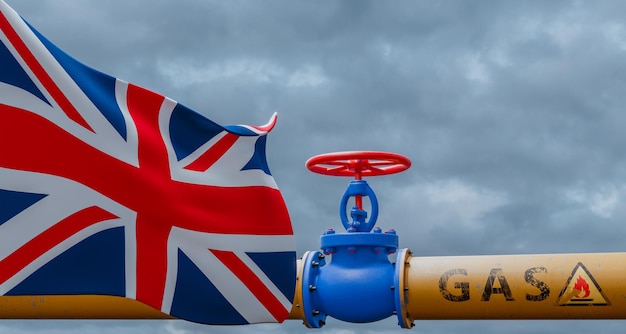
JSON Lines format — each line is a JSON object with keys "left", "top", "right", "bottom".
{"left": 306, "top": 151, "right": 411, "bottom": 180}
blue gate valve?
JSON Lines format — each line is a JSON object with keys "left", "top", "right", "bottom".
{"left": 300, "top": 151, "right": 411, "bottom": 328}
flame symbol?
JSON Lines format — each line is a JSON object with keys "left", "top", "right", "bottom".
{"left": 573, "top": 276, "right": 591, "bottom": 298}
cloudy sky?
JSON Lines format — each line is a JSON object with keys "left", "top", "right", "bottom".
{"left": 3, "top": 0, "right": 626, "bottom": 333}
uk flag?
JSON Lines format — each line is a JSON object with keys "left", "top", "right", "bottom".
{"left": 0, "top": 0, "right": 295, "bottom": 325}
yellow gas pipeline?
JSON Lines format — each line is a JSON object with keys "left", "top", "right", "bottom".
{"left": 3, "top": 251, "right": 626, "bottom": 329}
{"left": 395, "top": 251, "right": 626, "bottom": 328}
{"left": 0, "top": 295, "right": 172, "bottom": 319}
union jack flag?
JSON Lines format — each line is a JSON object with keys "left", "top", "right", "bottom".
{"left": 0, "top": 0, "right": 295, "bottom": 325}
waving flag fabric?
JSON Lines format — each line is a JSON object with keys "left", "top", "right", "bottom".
{"left": 0, "top": 0, "right": 295, "bottom": 325}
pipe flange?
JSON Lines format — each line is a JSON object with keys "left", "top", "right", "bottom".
{"left": 394, "top": 248, "right": 414, "bottom": 328}
{"left": 301, "top": 250, "right": 327, "bottom": 328}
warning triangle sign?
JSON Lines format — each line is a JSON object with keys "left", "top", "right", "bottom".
{"left": 556, "top": 262, "right": 610, "bottom": 306}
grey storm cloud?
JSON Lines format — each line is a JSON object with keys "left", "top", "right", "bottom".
{"left": 3, "top": 0, "right": 626, "bottom": 333}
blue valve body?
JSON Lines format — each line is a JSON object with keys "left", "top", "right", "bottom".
{"left": 318, "top": 235, "right": 397, "bottom": 322}
{"left": 300, "top": 178, "right": 402, "bottom": 327}
{"left": 302, "top": 230, "right": 399, "bottom": 325}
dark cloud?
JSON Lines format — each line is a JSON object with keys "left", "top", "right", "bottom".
{"left": 4, "top": 0, "right": 626, "bottom": 332}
